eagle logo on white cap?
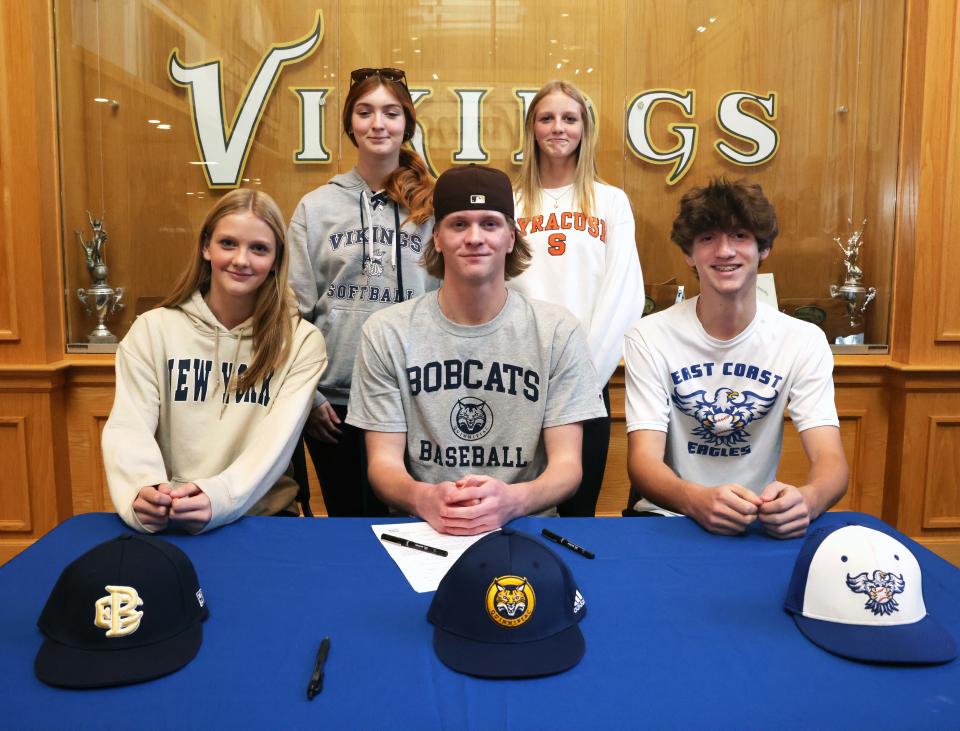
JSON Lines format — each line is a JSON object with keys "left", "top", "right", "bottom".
{"left": 846, "top": 570, "right": 906, "bottom": 616}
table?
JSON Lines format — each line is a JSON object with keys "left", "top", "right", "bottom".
{"left": 2, "top": 511, "right": 958, "bottom": 729}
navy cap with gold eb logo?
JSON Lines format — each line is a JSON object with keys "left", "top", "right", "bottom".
{"left": 427, "top": 527, "right": 586, "bottom": 678}
{"left": 35, "top": 533, "right": 209, "bottom": 688}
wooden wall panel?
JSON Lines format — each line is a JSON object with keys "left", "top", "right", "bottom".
{"left": 0, "top": 3, "right": 26, "bottom": 343}
{"left": 65, "top": 362, "right": 118, "bottom": 515}
{"left": 0, "top": 417, "right": 31, "bottom": 530}
{"left": 0, "top": 377, "right": 72, "bottom": 564}
{"left": 933, "top": 0, "right": 960, "bottom": 342}
{"left": 0, "top": 0, "right": 60, "bottom": 363}
{"left": 887, "top": 383, "right": 960, "bottom": 545}
{"left": 922, "top": 417, "right": 960, "bottom": 528}
{"left": 907, "top": 0, "right": 960, "bottom": 362}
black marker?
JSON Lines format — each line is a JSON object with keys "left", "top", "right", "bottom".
{"left": 541, "top": 528, "right": 595, "bottom": 559}
{"left": 307, "top": 637, "right": 330, "bottom": 700}
{"left": 380, "top": 533, "right": 448, "bottom": 557}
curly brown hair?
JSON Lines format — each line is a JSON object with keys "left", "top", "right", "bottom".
{"left": 670, "top": 178, "right": 778, "bottom": 255}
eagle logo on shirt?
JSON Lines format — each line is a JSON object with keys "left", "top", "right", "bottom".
{"left": 846, "top": 570, "right": 906, "bottom": 616}
{"left": 671, "top": 386, "right": 778, "bottom": 446}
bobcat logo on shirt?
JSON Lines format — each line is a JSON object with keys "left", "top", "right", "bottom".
{"left": 486, "top": 575, "right": 536, "bottom": 628}
{"left": 672, "top": 386, "right": 777, "bottom": 446}
{"left": 450, "top": 397, "right": 493, "bottom": 441}
{"left": 846, "top": 570, "right": 906, "bottom": 616}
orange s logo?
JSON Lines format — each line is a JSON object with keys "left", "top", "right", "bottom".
{"left": 547, "top": 233, "right": 566, "bottom": 256}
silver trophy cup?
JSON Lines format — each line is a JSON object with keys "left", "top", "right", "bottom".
{"left": 829, "top": 220, "right": 876, "bottom": 345}
{"left": 76, "top": 212, "right": 124, "bottom": 343}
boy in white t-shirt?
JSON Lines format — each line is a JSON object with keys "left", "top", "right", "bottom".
{"left": 624, "top": 179, "right": 848, "bottom": 538}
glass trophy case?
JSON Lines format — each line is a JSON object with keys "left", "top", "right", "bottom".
{"left": 55, "top": 0, "right": 904, "bottom": 354}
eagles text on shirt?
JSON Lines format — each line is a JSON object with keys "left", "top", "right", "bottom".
{"left": 670, "top": 360, "right": 784, "bottom": 458}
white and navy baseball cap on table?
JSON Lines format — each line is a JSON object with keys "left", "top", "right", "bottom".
{"left": 784, "top": 523, "right": 956, "bottom": 664}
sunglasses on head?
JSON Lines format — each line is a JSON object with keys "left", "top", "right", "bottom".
{"left": 350, "top": 67, "right": 408, "bottom": 87}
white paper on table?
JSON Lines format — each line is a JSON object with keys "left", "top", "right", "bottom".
{"left": 372, "top": 522, "right": 492, "bottom": 593}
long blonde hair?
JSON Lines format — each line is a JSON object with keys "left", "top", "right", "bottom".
{"left": 515, "top": 80, "right": 601, "bottom": 217}
{"left": 160, "top": 189, "right": 296, "bottom": 392}
{"left": 342, "top": 74, "right": 434, "bottom": 224}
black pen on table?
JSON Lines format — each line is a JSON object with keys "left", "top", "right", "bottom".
{"left": 380, "top": 533, "right": 448, "bottom": 557}
{"left": 541, "top": 528, "right": 596, "bottom": 559}
{"left": 307, "top": 637, "right": 330, "bottom": 700}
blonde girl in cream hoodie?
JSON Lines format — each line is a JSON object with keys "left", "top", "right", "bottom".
{"left": 102, "top": 189, "right": 327, "bottom": 533}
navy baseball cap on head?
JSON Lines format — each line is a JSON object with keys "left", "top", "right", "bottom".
{"left": 433, "top": 164, "right": 515, "bottom": 222}
{"left": 35, "top": 533, "right": 209, "bottom": 688}
{"left": 427, "top": 527, "right": 586, "bottom": 678}
{"left": 784, "top": 523, "right": 956, "bottom": 664}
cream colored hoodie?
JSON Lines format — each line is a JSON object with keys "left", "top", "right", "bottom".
{"left": 102, "top": 290, "right": 327, "bottom": 532}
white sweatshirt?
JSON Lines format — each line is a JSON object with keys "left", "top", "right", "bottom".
{"left": 102, "top": 290, "right": 327, "bottom": 532}
{"left": 508, "top": 182, "right": 644, "bottom": 384}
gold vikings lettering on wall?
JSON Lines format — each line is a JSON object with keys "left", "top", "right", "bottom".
{"left": 451, "top": 88, "right": 493, "bottom": 164}
{"left": 168, "top": 12, "right": 780, "bottom": 188}
{"left": 512, "top": 88, "right": 538, "bottom": 164}
{"left": 714, "top": 91, "right": 779, "bottom": 167}
{"left": 291, "top": 87, "right": 332, "bottom": 164}
{"left": 626, "top": 89, "right": 699, "bottom": 186}
{"left": 168, "top": 11, "right": 323, "bottom": 188}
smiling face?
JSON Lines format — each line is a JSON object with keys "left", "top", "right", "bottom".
{"left": 432, "top": 210, "right": 515, "bottom": 287}
{"left": 349, "top": 83, "right": 407, "bottom": 163}
{"left": 202, "top": 211, "right": 277, "bottom": 313}
{"left": 684, "top": 227, "right": 769, "bottom": 300}
{"left": 533, "top": 91, "right": 584, "bottom": 164}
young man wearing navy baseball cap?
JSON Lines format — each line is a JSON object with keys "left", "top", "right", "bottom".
{"left": 346, "top": 165, "right": 606, "bottom": 535}
{"left": 624, "top": 178, "right": 848, "bottom": 538}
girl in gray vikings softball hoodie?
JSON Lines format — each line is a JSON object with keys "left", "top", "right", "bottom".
{"left": 287, "top": 169, "right": 437, "bottom": 410}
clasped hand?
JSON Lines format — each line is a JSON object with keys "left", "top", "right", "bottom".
{"left": 132, "top": 482, "right": 212, "bottom": 534}
{"left": 416, "top": 473, "right": 520, "bottom": 536}
{"left": 691, "top": 481, "right": 811, "bottom": 539}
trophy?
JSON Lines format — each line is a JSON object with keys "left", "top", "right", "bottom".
{"left": 76, "top": 212, "right": 124, "bottom": 343}
{"left": 829, "top": 219, "right": 876, "bottom": 345}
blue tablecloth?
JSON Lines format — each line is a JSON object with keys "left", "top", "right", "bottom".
{"left": 1, "top": 511, "right": 958, "bottom": 729}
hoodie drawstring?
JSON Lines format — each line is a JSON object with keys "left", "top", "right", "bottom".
{"left": 213, "top": 326, "right": 222, "bottom": 399}
{"left": 394, "top": 200, "right": 405, "bottom": 302}
{"left": 359, "top": 190, "right": 373, "bottom": 276}
{"left": 359, "top": 190, "right": 405, "bottom": 302}
{"left": 217, "top": 326, "right": 247, "bottom": 419}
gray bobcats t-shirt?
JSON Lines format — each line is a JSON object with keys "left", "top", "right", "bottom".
{"left": 347, "top": 290, "right": 605, "bottom": 492}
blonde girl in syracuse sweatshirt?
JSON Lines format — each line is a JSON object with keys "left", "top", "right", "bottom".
{"left": 287, "top": 67, "right": 435, "bottom": 516}
{"left": 509, "top": 80, "right": 644, "bottom": 516}
{"left": 102, "top": 189, "right": 328, "bottom": 533}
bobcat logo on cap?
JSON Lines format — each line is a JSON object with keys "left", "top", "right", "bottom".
{"left": 846, "top": 570, "right": 906, "bottom": 616}
{"left": 94, "top": 585, "right": 144, "bottom": 637}
{"left": 486, "top": 575, "right": 536, "bottom": 628}
{"left": 450, "top": 397, "right": 493, "bottom": 441}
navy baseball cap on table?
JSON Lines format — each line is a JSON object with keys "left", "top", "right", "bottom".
{"left": 427, "top": 527, "right": 586, "bottom": 678}
{"left": 784, "top": 523, "right": 956, "bottom": 664}
{"left": 35, "top": 533, "right": 209, "bottom": 688}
